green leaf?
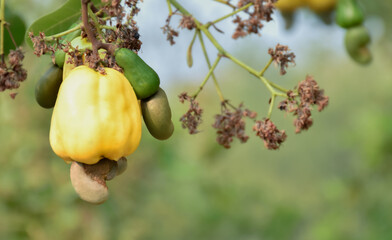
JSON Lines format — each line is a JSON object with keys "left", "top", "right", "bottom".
{"left": 25, "top": 0, "right": 103, "bottom": 49}
{"left": 4, "top": 6, "right": 26, "bottom": 55}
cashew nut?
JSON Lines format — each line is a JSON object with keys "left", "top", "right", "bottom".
{"left": 70, "top": 158, "right": 128, "bottom": 204}
{"left": 70, "top": 161, "right": 108, "bottom": 204}
{"left": 116, "top": 157, "right": 128, "bottom": 176}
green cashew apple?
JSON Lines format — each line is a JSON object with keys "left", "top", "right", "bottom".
{"left": 345, "top": 25, "right": 372, "bottom": 65}
{"left": 35, "top": 65, "right": 63, "bottom": 108}
{"left": 336, "top": 0, "right": 364, "bottom": 29}
{"left": 141, "top": 88, "right": 174, "bottom": 140}
{"left": 115, "top": 48, "right": 160, "bottom": 99}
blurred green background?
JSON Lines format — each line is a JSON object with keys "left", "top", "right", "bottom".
{"left": 1, "top": 0, "right": 392, "bottom": 239}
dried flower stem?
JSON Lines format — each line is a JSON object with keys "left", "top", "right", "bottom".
{"left": 100, "top": 25, "right": 117, "bottom": 31}
{"left": 213, "top": 0, "right": 236, "bottom": 9}
{"left": 166, "top": 0, "right": 173, "bottom": 15}
{"left": 193, "top": 54, "right": 221, "bottom": 98}
{"left": 260, "top": 76, "right": 287, "bottom": 97}
{"left": 187, "top": 29, "right": 197, "bottom": 67}
{"left": 207, "top": 3, "right": 252, "bottom": 27}
{"left": 43, "top": 24, "right": 82, "bottom": 42}
{"left": 259, "top": 57, "right": 273, "bottom": 76}
{"left": 267, "top": 94, "right": 276, "bottom": 119}
{"left": 266, "top": 78, "right": 290, "bottom": 93}
{"left": 197, "top": 31, "right": 224, "bottom": 102}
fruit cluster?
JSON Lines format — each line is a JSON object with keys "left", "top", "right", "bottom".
{"left": 35, "top": 33, "right": 174, "bottom": 204}
{"left": 275, "top": 0, "right": 371, "bottom": 65}
{"left": 336, "top": 0, "right": 371, "bottom": 64}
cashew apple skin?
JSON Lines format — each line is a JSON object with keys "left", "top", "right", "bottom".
{"left": 50, "top": 66, "right": 142, "bottom": 164}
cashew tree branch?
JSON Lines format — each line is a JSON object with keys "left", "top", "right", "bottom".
{"left": 81, "top": 0, "right": 115, "bottom": 56}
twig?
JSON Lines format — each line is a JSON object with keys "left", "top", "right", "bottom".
{"left": 193, "top": 55, "right": 222, "bottom": 98}
{"left": 197, "top": 31, "right": 224, "bottom": 102}
{"left": 44, "top": 23, "right": 82, "bottom": 41}
{"left": 213, "top": 0, "right": 236, "bottom": 9}
{"left": 259, "top": 58, "right": 273, "bottom": 76}
{"left": 81, "top": 0, "right": 115, "bottom": 56}
{"left": 206, "top": 3, "right": 252, "bottom": 28}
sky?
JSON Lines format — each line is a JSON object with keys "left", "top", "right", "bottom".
{"left": 133, "top": 0, "right": 385, "bottom": 88}
{"left": 136, "top": 1, "right": 341, "bottom": 87}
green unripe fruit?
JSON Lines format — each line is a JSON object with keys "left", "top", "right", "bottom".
{"left": 115, "top": 48, "right": 160, "bottom": 99}
{"left": 55, "top": 50, "right": 66, "bottom": 69}
{"left": 35, "top": 65, "right": 63, "bottom": 108}
{"left": 345, "top": 25, "right": 372, "bottom": 65}
{"left": 336, "top": 0, "right": 364, "bottom": 29}
{"left": 54, "top": 23, "right": 82, "bottom": 68}
{"left": 141, "top": 88, "right": 174, "bottom": 140}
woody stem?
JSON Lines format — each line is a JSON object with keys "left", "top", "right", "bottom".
{"left": 81, "top": 0, "right": 115, "bottom": 55}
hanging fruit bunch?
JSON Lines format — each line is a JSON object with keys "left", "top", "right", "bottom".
{"left": 275, "top": 0, "right": 371, "bottom": 65}
{"left": 28, "top": 0, "right": 331, "bottom": 205}
{"left": 28, "top": 0, "right": 173, "bottom": 204}
{"left": 0, "top": 0, "right": 338, "bottom": 204}
{"left": 336, "top": 0, "right": 371, "bottom": 64}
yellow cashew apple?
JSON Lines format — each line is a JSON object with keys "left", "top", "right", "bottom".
{"left": 275, "top": 0, "right": 305, "bottom": 12}
{"left": 50, "top": 66, "right": 142, "bottom": 164}
{"left": 306, "top": 0, "right": 336, "bottom": 12}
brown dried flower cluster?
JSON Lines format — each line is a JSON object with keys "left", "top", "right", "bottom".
{"left": 102, "top": 0, "right": 122, "bottom": 17}
{"left": 232, "top": 0, "right": 278, "bottom": 39}
{"left": 0, "top": 48, "right": 27, "bottom": 95}
{"left": 62, "top": 42, "right": 84, "bottom": 67}
{"left": 179, "top": 15, "right": 196, "bottom": 30}
{"left": 29, "top": 32, "right": 56, "bottom": 57}
{"left": 179, "top": 92, "right": 203, "bottom": 134}
{"left": 298, "top": 75, "right": 329, "bottom": 112}
{"left": 83, "top": 48, "right": 121, "bottom": 74}
{"left": 268, "top": 43, "right": 296, "bottom": 75}
{"left": 253, "top": 118, "right": 287, "bottom": 150}
{"left": 162, "top": 13, "right": 180, "bottom": 45}
{"left": 212, "top": 101, "right": 257, "bottom": 148}
{"left": 103, "top": 0, "right": 142, "bottom": 52}
{"left": 279, "top": 76, "right": 329, "bottom": 133}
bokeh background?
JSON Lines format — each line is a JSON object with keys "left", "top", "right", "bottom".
{"left": 1, "top": 0, "right": 392, "bottom": 239}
